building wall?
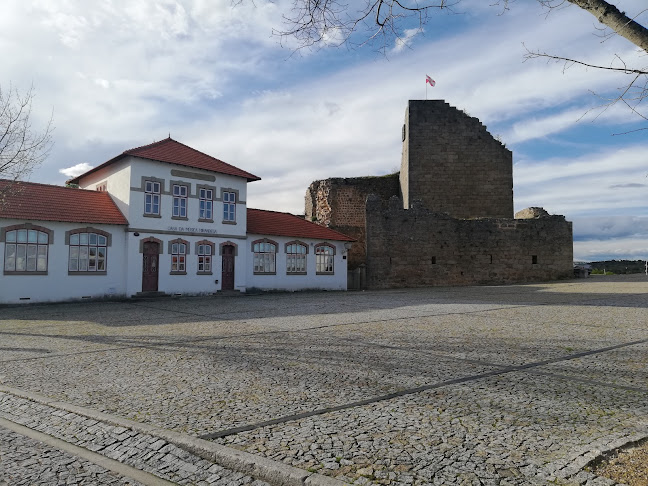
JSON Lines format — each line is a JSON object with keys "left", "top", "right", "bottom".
{"left": 400, "top": 100, "right": 513, "bottom": 218}
{"left": 305, "top": 174, "right": 400, "bottom": 269}
{"left": 124, "top": 233, "right": 247, "bottom": 296}
{"left": 246, "top": 234, "right": 348, "bottom": 291}
{"left": 1, "top": 151, "right": 353, "bottom": 302}
{"left": 126, "top": 159, "right": 248, "bottom": 239}
{"left": 365, "top": 196, "right": 573, "bottom": 289}
{"left": 0, "top": 219, "right": 128, "bottom": 304}
{"left": 78, "top": 159, "right": 132, "bottom": 218}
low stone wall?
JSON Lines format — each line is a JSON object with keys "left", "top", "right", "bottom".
{"left": 366, "top": 196, "right": 573, "bottom": 289}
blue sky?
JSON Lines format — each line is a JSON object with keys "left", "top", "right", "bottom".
{"left": 2, "top": 0, "right": 647, "bottom": 262}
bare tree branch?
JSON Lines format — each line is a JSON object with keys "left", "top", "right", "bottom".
{"left": 563, "top": 0, "right": 648, "bottom": 54}
{"left": 274, "top": 0, "right": 648, "bottom": 127}
{"left": 0, "top": 83, "right": 54, "bottom": 208}
{"left": 523, "top": 46, "right": 648, "bottom": 75}
{"left": 523, "top": 44, "right": 648, "bottom": 128}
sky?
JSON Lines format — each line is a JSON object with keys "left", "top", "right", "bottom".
{"left": 1, "top": 0, "right": 647, "bottom": 262}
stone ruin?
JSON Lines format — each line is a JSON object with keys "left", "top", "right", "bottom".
{"left": 305, "top": 100, "right": 573, "bottom": 289}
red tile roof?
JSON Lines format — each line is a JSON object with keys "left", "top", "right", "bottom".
{"left": 0, "top": 180, "right": 128, "bottom": 225}
{"left": 68, "top": 138, "right": 260, "bottom": 184}
{"left": 247, "top": 208, "right": 354, "bottom": 241}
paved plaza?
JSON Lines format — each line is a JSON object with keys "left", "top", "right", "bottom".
{"left": 0, "top": 275, "right": 647, "bottom": 485}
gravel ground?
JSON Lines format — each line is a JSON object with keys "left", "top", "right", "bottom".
{"left": 0, "top": 274, "right": 647, "bottom": 485}
{"left": 590, "top": 440, "right": 648, "bottom": 486}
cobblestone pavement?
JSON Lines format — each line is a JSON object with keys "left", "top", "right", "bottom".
{"left": 0, "top": 275, "right": 647, "bottom": 485}
{"left": 0, "top": 393, "right": 270, "bottom": 486}
{"left": 0, "top": 425, "right": 142, "bottom": 485}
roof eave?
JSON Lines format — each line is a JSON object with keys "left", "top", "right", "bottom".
{"left": 68, "top": 153, "right": 262, "bottom": 184}
{"left": 67, "top": 153, "right": 128, "bottom": 185}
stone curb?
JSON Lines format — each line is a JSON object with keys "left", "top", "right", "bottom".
{"left": 0, "top": 415, "right": 177, "bottom": 486}
{"left": 0, "top": 385, "right": 346, "bottom": 486}
{"left": 537, "top": 429, "right": 648, "bottom": 485}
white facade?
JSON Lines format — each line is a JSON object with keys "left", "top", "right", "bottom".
{"left": 246, "top": 234, "right": 348, "bottom": 292}
{"left": 0, "top": 143, "right": 351, "bottom": 304}
{"left": 0, "top": 219, "right": 128, "bottom": 303}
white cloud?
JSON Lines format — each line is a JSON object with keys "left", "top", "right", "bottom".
{"left": 505, "top": 107, "right": 593, "bottom": 144}
{"left": 391, "top": 28, "right": 422, "bottom": 54}
{"left": 574, "top": 237, "right": 648, "bottom": 262}
{"left": 514, "top": 145, "right": 648, "bottom": 191}
{"left": 59, "top": 163, "right": 94, "bottom": 178}
{"left": 94, "top": 78, "right": 110, "bottom": 89}
{"left": 3, "top": 0, "right": 647, "bottom": 263}
{"left": 573, "top": 216, "right": 648, "bottom": 240}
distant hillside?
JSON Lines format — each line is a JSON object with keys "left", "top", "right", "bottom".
{"left": 589, "top": 260, "right": 647, "bottom": 274}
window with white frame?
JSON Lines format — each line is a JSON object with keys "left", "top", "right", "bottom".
{"left": 144, "top": 180, "right": 161, "bottom": 215}
{"left": 286, "top": 242, "right": 307, "bottom": 274}
{"left": 69, "top": 232, "right": 108, "bottom": 273}
{"left": 171, "top": 241, "right": 187, "bottom": 273}
{"left": 253, "top": 240, "right": 276, "bottom": 274}
{"left": 315, "top": 244, "right": 335, "bottom": 274}
{"left": 172, "top": 184, "right": 188, "bottom": 218}
{"left": 197, "top": 242, "right": 213, "bottom": 274}
{"left": 223, "top": 191, "right": 236, "bottom": 222}
{"left": 4, "top": 228, "right": 50, "bottom": 273}
{"left": 199, "top": 188, "right": 213, "bottom": 220}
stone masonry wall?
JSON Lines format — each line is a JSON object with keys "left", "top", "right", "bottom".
{"left": 401, "top": 100, "right": 513, "bottom": 218}
{"left": 305, "top": 174, "right": 400, "bottom": 269}
{"left": 365, "top": 196, "right": 573, "bottom": 289}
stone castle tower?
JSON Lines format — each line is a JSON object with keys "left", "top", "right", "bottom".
{"left": 400, "top": 100, "right": 513, "bottom": 218}
{"left": 305, "top": 100, "right": 573, "bottom": 288}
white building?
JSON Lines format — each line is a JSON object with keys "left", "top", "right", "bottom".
{"left": 0, "top": 138, "right": 353, "bottom": 304}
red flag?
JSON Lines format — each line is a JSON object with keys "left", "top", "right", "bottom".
{"left": 426, "top": 75, "right": 436, "bottom": 87}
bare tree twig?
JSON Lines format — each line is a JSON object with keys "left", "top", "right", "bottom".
{"left": 0, "top": 83, "right": 54, "bottom": 208}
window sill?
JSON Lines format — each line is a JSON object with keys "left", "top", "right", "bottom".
{"left": 222, "top": 220, "right": 237, "bottom": 225}
{"left": 316, "top": 272, "right": 335, "bottom": 275}
{"left": 287, "top": 272, "right": 307, "bottom": 276}
{"left": 68, "top": 271, "right": 107, "bottom": 276}
{"left": 253, "top": 272, "right": 276, "bottom": 275}
{"left": 198, "top": 218, "right": 214, "bottom": 223}
{"left": 143, "top": 213, "right": 162, "bottom": 218}
{"left": 171, "top": 216, "right": 188, "bottom": 221}
{"left": 3, "top": 271, "right": 48, "bottom": 276}
{"left": 170, "top": 271, "right": 187, "bottom": 275}
{"left": 197, "top": 271, "right": 213, "bottom": 275}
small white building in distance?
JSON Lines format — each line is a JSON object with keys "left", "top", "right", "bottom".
{"left": 0, "top": 138, "right": 353, "bottom": 304}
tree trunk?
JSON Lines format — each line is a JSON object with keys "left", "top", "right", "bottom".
{"left": 568, "top": 0, "right": 648, "bottom": 54}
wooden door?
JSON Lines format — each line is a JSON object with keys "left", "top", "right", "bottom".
{"left": 142, "top": 241, "right": 159, "bottom": 292}
{"left": 221, "top": 245, "right": 235, "bottom": 290}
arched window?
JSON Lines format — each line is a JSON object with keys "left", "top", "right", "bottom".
{"left": 285, "top": 241, "right": 308, "bottom": 274}
{"left": 252, "top": 239, "right": 277, "bottom": 274}
{"left": 67, "top": 229, "right": 110, "bottom": 274}
{"left": 315, "top": 243, "right": 335, "bottom": 274}
{"left": 169, "top": 238, "right": 189, "bottom": 274}
{"left": 3, "top": 226, "right": 51, "bottom": 274}
{"left": 196, "top": 240, "right": 215, "bottom": 274}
